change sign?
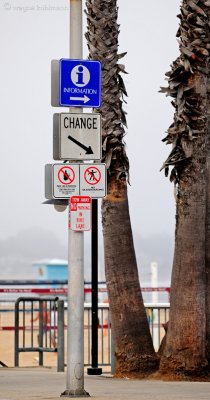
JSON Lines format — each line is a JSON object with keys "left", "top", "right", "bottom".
{"left": 53, "top": 113, "right": 101, "bottom": 161}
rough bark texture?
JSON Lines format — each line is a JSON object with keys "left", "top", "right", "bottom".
{"left": 206, "top": 0, "right": 210, "bottom": 369}
{"left": 85, "top": 0, "right": 129, "bottom": 178}
{"left": 205, "top": 28, "right": 210, "bottom": 365}
{"left": 85, "top": 0, "right": 158, "bottom": 374}
{"left": 102, "top": 176, "right": 157, "bottom": 374}
{"left": 160, "top": 0, "right": 209, "bottom": 376}
{"left": 206, "top": 113, "right": 210, "bottom": 366}
{"left": 160, "top": 148, "right": 207, "bottom": 375}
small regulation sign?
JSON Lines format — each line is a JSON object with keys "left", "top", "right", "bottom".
{"left": 45, "top": 164, "right": 79, "bottom": 199}
{"left": 69, "top": 196, "right": 92, "bottom": 231}
{"left": 80, "top": 164, "right": 107, "bottom": 198}
{"left": 45, "top": 163, "right": 107, "bottom": 200}
{"left": 54, "top": 164, "right": 79, "bottom": 198}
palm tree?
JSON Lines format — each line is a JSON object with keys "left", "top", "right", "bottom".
{"left": 85, "top": 0, "right": 158, "bottom": 374}
{"left": 205, "top": 20, "right": 210, "bottom": 367}
{"left": 206, "top": 143, "right": 210, "bottom": 367}
{"left": 160, "top": 0, "right": 210, "bottom": 376}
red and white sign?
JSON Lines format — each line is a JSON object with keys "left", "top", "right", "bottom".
{"left": 80, "top": 164, "right": 107, "bottom": 198}
{"left": 53, "top": 164, "right": 79, "bottom": 198}
{"left": 45, "top": 163, "right": 106, "bottom": 200}
{"left": 69, "top": 196, "right": 92, "bottom": 231}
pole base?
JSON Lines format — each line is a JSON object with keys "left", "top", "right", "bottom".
{"left": 87, "top": 367, "right": 102, "bottom": 376}
{"left": 61, "top": 389, "right": 90, "bottom": 397}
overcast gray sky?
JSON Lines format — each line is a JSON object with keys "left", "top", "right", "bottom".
{"left": 0, "top": 0, "right": 180, "bottom": 246}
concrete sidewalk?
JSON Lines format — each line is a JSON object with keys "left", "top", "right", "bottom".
{"left": 0, "top": 367, "right": 210, "bottom": 400}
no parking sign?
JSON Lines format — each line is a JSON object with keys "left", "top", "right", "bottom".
{"left": 69, "top": 196, "right": 92, "bottom": 231}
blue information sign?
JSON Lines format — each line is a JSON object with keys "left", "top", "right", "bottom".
{"left": 59, "top": 59, "right": 101, "bottom": 108}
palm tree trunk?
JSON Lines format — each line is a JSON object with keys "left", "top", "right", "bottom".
{"left": 205, "top": 26, "right": 210, "bottom": 363}
{"left": 160, "top": 0, "right": 209, "bottom": 376}
{"left": 206, "top": 118, "right": 210, "bottom": 365}
{"left": 160, "top": 149, "right": 208, "bottom": 375}
{"left": 85, "top": 0, "right": 158, "bottom": 374}
{"left": 102, "top": 176, "right": 157, "bottom": 374}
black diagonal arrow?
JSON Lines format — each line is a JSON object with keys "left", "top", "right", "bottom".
{"left": 67, "top": 135, "right": 94, "bottom": 154}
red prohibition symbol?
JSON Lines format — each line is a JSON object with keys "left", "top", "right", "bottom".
{"left": 58, "top": 166, "right": 75, "bottom": 185}
{"left": 84, "top": 166, "right": 101, "bottom": 185}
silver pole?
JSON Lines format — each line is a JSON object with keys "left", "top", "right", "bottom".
{"left": 66, "top": 230, "right": 86, "bottom": 393}
{"left": 61, "top": 0, "right": 89, "bottom": 397}
{"left": 70, "top": 0, "right": 82, "bottom": 59}
{"left": 57, "top": 300, "right": 65, "bottom": 372}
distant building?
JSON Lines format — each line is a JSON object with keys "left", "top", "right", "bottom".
{"left": 33, "top": 259, "right": 68, "bottom": 281}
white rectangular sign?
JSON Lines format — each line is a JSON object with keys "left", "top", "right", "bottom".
{"left": 53, "top": 164, "right": 79, "bottom": 198}
{"left": 54, "top": 113, "right": 102, "bottom": 161}
{"left": 80, "top": 164, "right": 107, "bottom": 198}
{"left": 69, "top": 196, "right": 92, "bottom": 231}
{"left": 45, "top": 163, "right": 106, "bottom": 200}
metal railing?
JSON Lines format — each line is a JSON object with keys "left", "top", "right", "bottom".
{"left": 84, "top": 303, "right": 170, "bottom": 367}
{"left": 0, "top": 280, "right": 171, "bottom": 303}
{"left": 14, "top": 297, "right": 64, "bottom": 371}
{"left": 84, "top": 303, "right": 112, "bottom": 368}
{"left": 12, "top": 299, "right": 169, "bottom": 371}
{"left": 145, "top": 303, "right": 170, "bottom": 351}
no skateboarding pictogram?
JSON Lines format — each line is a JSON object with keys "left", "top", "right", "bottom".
{"left": 84, "top": 166, "right": 101, "bottom": 185}
{"left": 58, "top": 166, "right": 75, "bottom": 185}
{"left": 80, "top": 164, "right": 107, "bottom": 198}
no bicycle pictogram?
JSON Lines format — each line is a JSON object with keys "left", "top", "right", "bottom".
{"left": 84, "top": 166, "right": 101, "bottom": 185}
{"left": 58, "top": 166, "right": 75, "bottom": 185}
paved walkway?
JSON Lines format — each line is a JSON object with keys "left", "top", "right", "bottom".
{"left": 0, "top": 368, "right": 210, "bottom": 400}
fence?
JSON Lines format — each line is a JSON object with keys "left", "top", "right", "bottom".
{"left": 11, "top": 300, "right": 169, "bottom": 372}
{"left": 0, "top": 280, "right": 171, "bottom": 303}
{"left": 14, "top": 297, "right": 65, "bottom": 371}
{"left": 84, "top": 303, "right": 112, "bottom": 368}
{"left": 85, "top": 303, "right": 170, "bottom": 367}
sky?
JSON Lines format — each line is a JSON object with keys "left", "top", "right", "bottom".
{"left": 0, "top": 0, "right": 181, "bottom": 269}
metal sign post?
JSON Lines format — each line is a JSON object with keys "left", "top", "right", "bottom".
{"left": 87, "top": 199, "right": 102, "bottom": 375}
{"left": 61, "top": 0, "right": 89, "bottom": 397}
